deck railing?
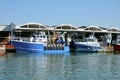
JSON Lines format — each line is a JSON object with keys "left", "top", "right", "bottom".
{"left": 12, "top": 37, "right": 30, "bottom": 42}
{"left": 44, "top": 43, "right": 64, "bottom": 50}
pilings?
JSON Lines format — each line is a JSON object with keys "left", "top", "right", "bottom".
{"left": 0, "top": 45, "right": 5, "bottom": 56}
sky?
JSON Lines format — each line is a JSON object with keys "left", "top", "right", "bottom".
{"left": 0, "top": 0, "right": 120, "bottom": 28}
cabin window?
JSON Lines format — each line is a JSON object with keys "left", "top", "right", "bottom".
{"left": 84, "top": 39, "right": 87, "bottom": 42}
{"left": 118, "top": 41, "right": 120, "bottom": 44}
{"left": 43, "top": 36, "right": 45, "bottom": 38}
{"left": 88, "top": 39, "right": 94, "bottom": 42}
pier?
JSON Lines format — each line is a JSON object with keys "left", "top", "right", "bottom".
{"left": 0, "top": 45, "right": 15, "bottom": 55}
{"left": 100, "top": 46, "right": 114, "bottom": 53}
{"left": 5, "top": 45, "right": 15, "bottom": 52}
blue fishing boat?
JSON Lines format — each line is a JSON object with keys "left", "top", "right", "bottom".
{"left": 10, "top": 23, "right": 70, "bottom": 54}
{"left": 11, "top": 32, "right": 69, "bottom": 53}
{"left": 69, "top": 34, "right": 102, "bottom": 52}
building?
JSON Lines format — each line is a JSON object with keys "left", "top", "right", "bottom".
{"left": 0, "top": 23, "right": 16, "bottom": 45}
{"left": 1, "top": 22, "right": 120, "bottom": 45}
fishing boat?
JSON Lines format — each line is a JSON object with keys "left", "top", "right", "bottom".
{"left": 11, "top": 24, "right": 69, "bottom": 54}
{"left": 113, "top": 35, "right": 120, "bottom": 54}
{"left": 69, "top": 34, "right": 102, "bottom": 52}
{"left": 11, "top": 32, "right": 69, "bottom": 53}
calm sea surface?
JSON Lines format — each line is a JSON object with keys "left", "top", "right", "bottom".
{"left": 0, "top": 52, "right": 120, "bottom": 80}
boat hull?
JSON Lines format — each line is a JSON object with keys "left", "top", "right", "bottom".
{"left": 113, "top": 44, "right": 120, "bottom": 54}
{"left": 69, "top": 42, "right": 102, "bottom": 52}
{"left": 11, "top": 40, "right": 69, "bottom": 53}
{"left": 76, "top": 43, "right": 102, "bottom": 52}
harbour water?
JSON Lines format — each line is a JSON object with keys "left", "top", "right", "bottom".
{"left": 0, "top": 52, "right": 120, "bottom": 80}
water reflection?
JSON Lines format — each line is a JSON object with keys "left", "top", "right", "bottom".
{"left": 0, "top": 52, "right": 120, "bottom": 80}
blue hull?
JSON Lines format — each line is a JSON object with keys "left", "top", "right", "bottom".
{"left": 75, "top": 43, "right": 102, "bottom": 52}
{"left": 11, "top": 41, "right": 69, "bottom": 53}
